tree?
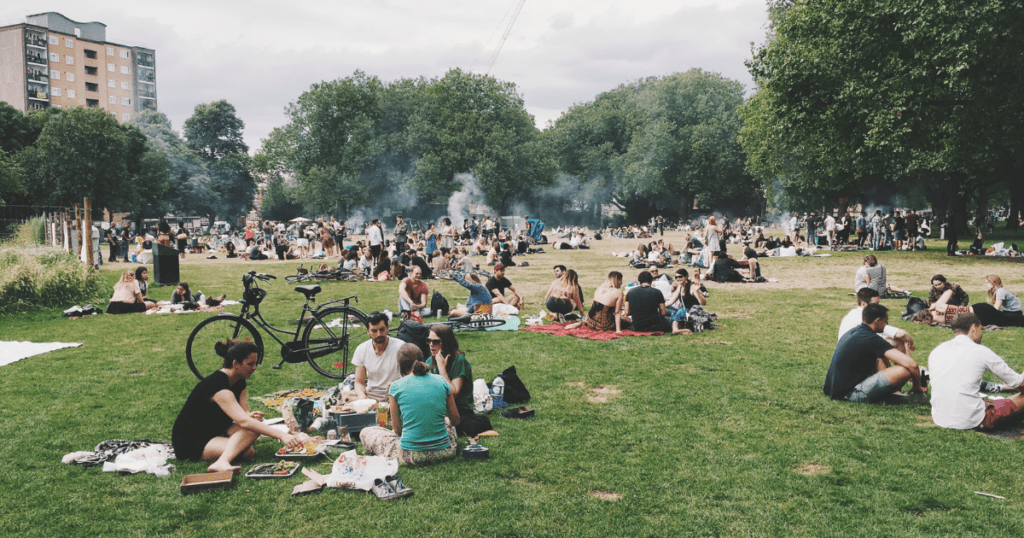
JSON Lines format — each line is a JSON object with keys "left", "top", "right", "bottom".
{"left": 743, "top": 0, "right": 1024, "bottom": 226}
{"left": 184, "top": 100, "right": 255, "bottom": 221}
{"left": 0, "top": 148, "right": 26, "bottom": 205}
{"left": 133, "top": 110, "right": 216, "bottom": 218}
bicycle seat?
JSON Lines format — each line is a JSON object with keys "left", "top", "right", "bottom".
{"left": 294, "top": 285, "right": 322, "bottom": 299}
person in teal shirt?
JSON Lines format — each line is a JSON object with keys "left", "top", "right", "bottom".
{"left": 359, "top": 343, "right": 460, "bottom": 466}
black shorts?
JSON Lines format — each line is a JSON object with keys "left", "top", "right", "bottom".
{"left": 105, "top": 301, "right": 147, "bottom": 314}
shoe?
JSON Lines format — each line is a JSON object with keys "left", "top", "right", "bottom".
{"left": 501, "top": 406, "right": 535, "bottom": 419}
{"left": 371, "top": 478, "right": 398, "bottom": 500}
{"left": 386, "top": 475, "right": 413, "bottom": 498}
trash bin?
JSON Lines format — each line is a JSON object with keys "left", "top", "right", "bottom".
{"left": 152, "top": 243, "right": 180, "bottom": 285}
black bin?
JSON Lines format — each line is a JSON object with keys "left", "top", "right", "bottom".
{"left": 152, "top": 243, "right": 180, "bottom": 285}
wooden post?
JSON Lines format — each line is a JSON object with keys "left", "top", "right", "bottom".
{"left": 83, "top": 197, "right": 92, "bottom": 267}
{"left": 74, "top": 204, "right": 82, "bottom": 261}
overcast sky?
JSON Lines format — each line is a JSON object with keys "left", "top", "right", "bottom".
{"left": 2, "top": 1, "right": 769, "bottom": 153}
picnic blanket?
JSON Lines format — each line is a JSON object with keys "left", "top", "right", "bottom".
{"left": 0, "top": 341, "right": 82, "bottom": 367}
{"left": 521, "top": 322, "right": 663, "bottom": 340}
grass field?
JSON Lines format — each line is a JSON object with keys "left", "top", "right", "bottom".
{"left": 3, "top": 228, "right": 1024, "bottom": 537}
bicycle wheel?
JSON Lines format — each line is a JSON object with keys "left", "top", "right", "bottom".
{"left": 302, "top": 307, "right": 371, "bottom": 379}
{"left": 459, "top": 317, "right": 508, "bottom": 331}
{"left": 286, "top": 274, "right": 311, "bottom": 284}
{"left": 186, "top": 314, "right": 264, "bottom": 380}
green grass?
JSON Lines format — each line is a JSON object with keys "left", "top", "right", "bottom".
{"left": 3, "top": 227, "right": 1024, "bottom": 537}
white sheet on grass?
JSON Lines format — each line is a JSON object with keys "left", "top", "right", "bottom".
{"left": 0, "top": 341, "right": 82, "bottom": 367}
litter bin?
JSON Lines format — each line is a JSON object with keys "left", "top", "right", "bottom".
{"left": 152, "top": 243, "right": 180, "bottom": 285}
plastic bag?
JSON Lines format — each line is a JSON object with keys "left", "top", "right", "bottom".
{"left": 473, "top": 378, "right": 493, "bottom": 413}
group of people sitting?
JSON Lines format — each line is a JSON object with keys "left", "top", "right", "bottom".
{"left": 105, "top": 267, "right": 224, "bottom": 314}
{"left": 825, "top": 289, "right": 1024, "bottom": 434}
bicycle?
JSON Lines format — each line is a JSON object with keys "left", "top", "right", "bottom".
{"left": 436, "top": 313, "right": 509, "bottom": 332}
{"left": 285, "top": 264, "right": 362, "bottom": 284}
{"left": 185, "top": 270, "right": 371, "bottom": 380}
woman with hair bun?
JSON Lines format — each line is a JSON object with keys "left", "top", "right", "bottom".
{"left": 172, "top": 339, "right": 304, "bottom": 473}
{"left": 359, "top": 343, "right": 460, "bottom": 466}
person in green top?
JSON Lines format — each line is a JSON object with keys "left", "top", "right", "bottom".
{"left": 359, "top": 343, "right": 460, "bottom": 466}
{"left": 426, "top": 324, "right": 495, "bottom": 437}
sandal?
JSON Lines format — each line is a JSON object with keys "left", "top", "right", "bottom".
{"left": 500, "top": 406, "right": 535, "bottom": 419}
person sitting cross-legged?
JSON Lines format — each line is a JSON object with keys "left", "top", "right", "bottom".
{"left": 823, "top": 303, "right": 925, "bottom": 403}
{"left": 398, "top": 266, "right": 431, "bottom": 318}
{"left": 929, "top": 312, "right": 1024, "bottom": 431}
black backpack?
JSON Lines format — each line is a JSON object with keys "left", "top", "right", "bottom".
{"left": 395, "top": 320, "right": 433, "bottom": 358}
{"left": 496, "top": 365, "right": 531, "bottom": 405}
{"left": 430, "top": 290, "right": 450, "bottom": 316}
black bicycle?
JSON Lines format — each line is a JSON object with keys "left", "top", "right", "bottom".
{"left": 185, "top": 271, "right": 370, "bottom": 380}
{"left": 285, "top": 264, "right": 363, "bottom": 284}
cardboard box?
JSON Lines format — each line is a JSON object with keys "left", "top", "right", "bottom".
{"left": 180, "top": 471, "right": 234, "bottom": 495}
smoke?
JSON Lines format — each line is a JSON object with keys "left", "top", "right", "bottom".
{"left": 345, "top": 209, "right": 367, "bottom": 232}
{"left": 447, "top": 173, "right": 488, "bottom": 225}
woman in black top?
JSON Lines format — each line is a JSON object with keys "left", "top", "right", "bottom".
{"left": 172, "top": 340, "right": 304, "bottom": 473}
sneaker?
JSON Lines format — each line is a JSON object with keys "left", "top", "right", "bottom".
{"left": 980, "top": 381, "right": 1002, "bottom": 393}
{"left": 386, "top": 475, "right": 413, "bottom": 498}
{"left": 371, "top": 478, "right": 398, "bottom": 501}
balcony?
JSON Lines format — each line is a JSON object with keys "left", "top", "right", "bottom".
{"left": 28, "top": 102, "right": 49, "bottom": 111}
{"left": 25, "top": 36, "right": 47, "bottom": 49}
{"left": 26, "top": 54, "right": 47, "bottom": 66}
{"left": 28, "top": 90, "right": 49, "bottom": 101}
{"left": 85, "top": 82, "right": 98, "bottom": 92}
{"left": 138, "top": 71, "right": 156, "bottom": 84}
{"left": 27, "top": 71, "right": 48, "bottom": 83}
{"left": 85, "top": 66, "right": 98, "bottom": 76}
{"left": 138, "top": 88, "right": 156, "bottom": 99}
{"left": 140, "top": 99, "right": 156, "bottom": 111}
{"left": 84, "top": 49, "right": 97, "bottom": 60}
{"left": 136, "top": 56, "right": 154, "bottom": 68}
{"left": 86, "top": 99, "right": 100, "bottom": 108}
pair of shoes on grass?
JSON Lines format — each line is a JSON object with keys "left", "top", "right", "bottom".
{"left": 371, "top": 475, "right": 413, "bottom": 500}
{"left": 501, "top": 406, "right": 535, "bottom": 419}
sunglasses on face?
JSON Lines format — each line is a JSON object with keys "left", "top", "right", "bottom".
{"left": 427, "top": 338, "right": 442, "bottom": 345}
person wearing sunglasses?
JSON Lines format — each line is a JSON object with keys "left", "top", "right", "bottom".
{"left": 424, "top": 324, "right": 491, "bottom": 437}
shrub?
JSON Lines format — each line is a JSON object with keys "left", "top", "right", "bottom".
{"left": 0, "top": 246, "right": 106, "bottom": 314}
{"left": 14, "top": 216, "right": 46, "bottom": 246}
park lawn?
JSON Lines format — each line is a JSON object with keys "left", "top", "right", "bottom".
{"left": 2, "top": 229, "right": 1024, "bottom": 537}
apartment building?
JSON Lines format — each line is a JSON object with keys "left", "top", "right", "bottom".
{"left": 0, "top": 12, "right": 156, "bottom": 121}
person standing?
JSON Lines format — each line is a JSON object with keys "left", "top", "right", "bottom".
{"left": 394, "top": 215, "right": 409, "bottom": 257}
{"left": 806, "top": 212, "right": 818, "bottom": 246}
{"left": 105, "top": 227, "right": 119, "bottom": 262}
{"left": 368, "top": 218, "right": 383, "bottom": 264}
{"left": 855, "top": 211, "right": 867, "bottom": 248}
{"left": 870, "top": 210, "right": 883, "bottom": 251}
{"left": 824, "top": 212, "right": 837, "bottom": 248}
{"left": 789, "top": 212, "right": 801, "bottom": 244}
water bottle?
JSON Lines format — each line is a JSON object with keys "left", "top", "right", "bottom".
{"left": 437, "top": 309, "right": 442, "bottom": 319}
{"left": 492, "top": 376, "right": 504, "bottom": 396}
{"left": 383, "top": 308, "right": 392, "bottom": 322}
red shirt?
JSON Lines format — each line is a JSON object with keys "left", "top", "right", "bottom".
{"left": 402, "top": 278, "right": 428, "bottom": 302}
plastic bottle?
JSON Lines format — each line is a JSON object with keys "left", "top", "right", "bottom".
{"left": 492, "top": 376, "right": 504, "bottom": 396}
{"left": 383, "top": 308, "right": 392, "bottom": 322}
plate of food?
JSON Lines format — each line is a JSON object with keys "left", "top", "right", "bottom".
{"left": 275, "top": 441, "right": 325, "bottom": 460}
{"left": 245, "top": 460, "right": 300, "bottom": 479}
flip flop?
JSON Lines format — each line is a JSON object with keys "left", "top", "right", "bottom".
{"left": 500, "top": 407, "right": 535, "bottom": 419}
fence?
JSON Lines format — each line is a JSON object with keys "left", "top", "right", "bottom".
{"left": 0, "top": 201, "right": 109, "bottom": 265}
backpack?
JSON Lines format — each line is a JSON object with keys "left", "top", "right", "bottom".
{"left": 902, "top": 297, "right": 928, "bottom": 321}
{"left": 430, "top": 290, "right": 450, "bottom": 316}
{"left": 395, "top": 320, "right": 433, "bottom": 358}
{"left": 685, "top": 305, "right": 717, "bottom": 333}
{"left": 495, "top": 365, "right": 531, "bottom": 405}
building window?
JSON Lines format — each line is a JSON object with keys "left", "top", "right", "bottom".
{"left": 65, "top": 56, "right": 74, "bottom": 65}
{"left": 108, "top": 79, "right": 115, "bottom": 88}
{"left": 122, "top": 113, "right": 132, "bottom": 122}
{"left": 67, "top": 90, "right": 76, "bottom": 98}
{"left": 65, "top": 38, "right": 74, "bottom": 48}
{"left": 120, "top": 66, "right": 130, "bottom": 74}
{"left": 109, "top": 95, "right": 116, "bottom": 104}
{"left": 85, "top": 66, "right": 97, "bottom": 75}
{"left": 66, "top": 73, "right": 75, "bottom": 82}
{"left": 122, "top": 97, "right": 132, "bottom": 106}
{"left": 85, "top": 82, "right": 98, "bottom": 92}
{"left": 107, "top": 63, "right": 115, "bottom": 72}
{"left": 49, "top": 36, "right": 58, "bottom": 45}
{"left": 50, "top": 70, "right": 60, "bottom": 80}
{"left": 107, "top": 47, "right": 114, "bottom": 55}
{"left": 52, "top": 88, "right": 61, "bottom": 97}
{"left": 120, "top": 50, "right": 130, "bottom": 59}
{"left": 49, "top": 52, "right": 59, "bottom": 62}
{"left": 86, "top": 99, "right": 99, "bottom": 107}
{"left": 84, "top": 49, "right": 97, "bottom": 60}
{"left": 121, "top": 82, "right": 132, "bottom": 91}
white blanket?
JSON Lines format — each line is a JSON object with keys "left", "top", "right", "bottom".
{"left": 0, "top": 341, "right": 82, "bottom": 367}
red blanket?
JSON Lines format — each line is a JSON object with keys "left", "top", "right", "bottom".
{"left": 520, "top": 322, "right": 663, "bottom": 340}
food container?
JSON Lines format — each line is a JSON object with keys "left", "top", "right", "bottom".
{"left": 462, "top": 444, "right": 489, "bottom": 460}
{"left": 332, "top": 411, "right": 377, "bottom": 437}
{"left": 180, "top": 471, "right": 235, "bottom": 495}
{"left": 245, "top": 461, "right": 300, "bottom": 479}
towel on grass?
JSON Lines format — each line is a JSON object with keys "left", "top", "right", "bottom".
{"left": 0, "top": 341, "right": 82, "bottom": 367}
{"left": 521, "top": 322, "right": 663, "bottom": 340}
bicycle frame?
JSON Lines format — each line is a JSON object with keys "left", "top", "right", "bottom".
{"left": 240, "top": 274, "right": 357, "bottom": 350}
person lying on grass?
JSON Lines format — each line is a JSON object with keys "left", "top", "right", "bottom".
{"left": 929, "top": 312, "right": 1024, "bottom": 431}
{"left": 359, "top": 343, "right": 460, "bottom": 466}
{"left": 105, "top": 269, "right": 159, "bottom": 314}
{"left": 823, "top": 303, "right": 925, "bottom": 403}
{"left": 924, "top": 275, "right": 1024, "bottom": 328}
{"left": 172, "top": 339, "right": 305, "bottom": 474}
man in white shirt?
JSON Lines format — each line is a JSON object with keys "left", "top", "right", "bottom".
{"left": 839, "top": 288, "right": 915, "bottom": 353}
{"left": 367, "top": 218, "right": 383, "bottom": 264}
{"left": 824, "top": 213, "right": 837, "bottom": 247}
{"left": 929, "top": 312, "right": 1024, "bottom": 430}
{"left": 789, "top": 212, "right": 800, "bottom": 243}
{"left": 348, "top": 311, "right": 405, "bottom": 403}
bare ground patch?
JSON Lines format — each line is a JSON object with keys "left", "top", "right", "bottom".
{"left": 794, "top": 462, "right": 831, "bottom": 476}
{"left": 589, "top": 490, "right": 622, "bottom": 501}
{"left": 587, "top": 385, "right": 621, "bottom": 403}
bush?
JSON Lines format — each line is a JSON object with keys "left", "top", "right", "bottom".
{"left": 0, "top": 246, "right": 106, "bottom": 314}
{"left": 14, "top": 216, "right": 46, "bottom": 245}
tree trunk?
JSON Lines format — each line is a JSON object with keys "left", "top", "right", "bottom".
{"left": 1008, "top": 166, "right": 1023, "bottom": 234}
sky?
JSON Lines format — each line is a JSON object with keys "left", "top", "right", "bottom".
{"left": 2, "top": 1, "right": 770, "bottom": 153}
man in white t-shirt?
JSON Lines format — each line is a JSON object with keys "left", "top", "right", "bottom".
{"left": 367, "top": 218, "right": 383, "bottom": 264}
{"left": 349, "top": 312, "right": 405, "bottom": 403}
{"left": 789, "top": 212, "right": 800, "bottom": 243}
{"left": 839, "top": 288, "right": 915, "bottom": 350}
{"left": 929, "top": 312, "right": 1024, "bottom": 430}
{"left": 823, "top": 213, "right": 837, "bottom": 247}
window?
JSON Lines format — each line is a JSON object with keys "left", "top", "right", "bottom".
{"left": 120, "top": 50, "right": 130, "bottom": 59}
{"left": 107, "top": 63, "right": 115, "bottom": 72}
{"left": 66, "top": 73, "right": 75, "bottom": 82}
{"left": 107, "top": 47, "right": 114, "bottom": 55}
{"left": 65, "top": 38, "right": 74, "bottom": 48}
{"left": 84, "top": 49, "right": 96, "bottom": 59}
{"left": 109, "top": 95, "right": 116, "bottom": 104}
{"left": 52, "top": 88, "right": 61, "bottom": 97}
{"left": 122, "top": 113, "right": 132, "bottom": 122}
{"left": 108, "top": 79, "right": 115, "bottom": 88}
{"left": 49, "top": 36, "right": 58, "bottom": 45}
{"left": 50, "top": 70, "right": 60, "bottom": 80}
{"left": 85, "top": 66, "right": 97, "bottom": 75}
{"left": 49, "top": 52, "right": 59, "bottom": 62}
{"left": 74, "top": 28, "right": 81, "bottom": 38}
{"left": 122, "top": 97, "right": 132, "bottom": 106}
{"left": 86, "top": 99, "right": 99, "bottom": 108}
{"left": 67, "top": 90, "right": 76, "bottom": 98}
{"left": 65, "top": 55, "right": 74, "bottom": 65}
{"left": 85, "top": 82, "right": 98, "bottom": 92}
{"left": 121, "top": 82, "right": 132, "bottom": 91}
{"left": 120, "top": 66, "right": 129, "bottom": 74}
